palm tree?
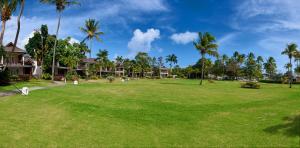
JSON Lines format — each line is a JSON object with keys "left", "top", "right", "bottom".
{"left": 80, "top": 19, "right": 104, "bottom": 58}
{"left": 221, "top": 54, "right": 228, "bottom": 77}
{"left": 96, "top": 49, "right": 109, "bottom": 78}
{"left": 193, "top": 32, "right": 218, "bottom": 85}
{"left": 263, "top": 57, "right": 277, "bottom": 79}
{"left": 0, "top": 0, "right": 17, "bottom": 45}
{"left": 166, "top": 54, "right": 177, "bottom": 74}
{"left": 12, "top": 0, "right": 25, "bottom": 52}
{"left": 281, "top": 43, "right": 298, "bottom": 88}
{"left": 294, "top": 51, "right": 300, "bottom": 68}
{"left": 40, "top": 0, "right": 79, "bottom": 82}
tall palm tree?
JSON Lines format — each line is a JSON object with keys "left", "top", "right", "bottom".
{"left": 80, "top": 19, "right": 104, "bottom": 58}
{"left": 221, "top": 54, "right": 228, "bottom": 77}
{"left": 263, "top": 57, "right": 277, "bottom": 78}
{"left": 281, "top": 43, "right": 298, "bottom": 88}
{"left": 12, "top": 0, "right": 24, "bottom": 52}
{"left": 96, "top": 49, "right": 108, "bottom": 78}
{"left": 294, "top": 51, "right": 300, "bottom": 68}
{"left": 193, "top": 32, "right": 218, "bottom": 85}
{"left": 166, "top": 54, "right": 177, "bottom": 74}
{"left": 40, "top": 0, "right": 79, "bottom": 82}
{"left": 0, "top": 0, "right": 17, "bottom": 45}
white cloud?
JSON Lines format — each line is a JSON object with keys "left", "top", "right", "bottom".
{"left": 122, "top": 0, "right": 168, "bottom": 12}
{"left": 170, "top": 31, "right": 198, "bottom": 45}
{"left": 127, "top": 28, "right": 160, "bottom": 58}
{"left": 218, "top": 33, "right": 238, "bottom": 46}
{"left": 69, "top": 38, "right": 80, "bottom": 44}
{"left": 234, "top": 0, "right": 300, "bottom": 32}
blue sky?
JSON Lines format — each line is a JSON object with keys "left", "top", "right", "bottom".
{"left": 4, "top": 0, "right": 300, "bottom": 72}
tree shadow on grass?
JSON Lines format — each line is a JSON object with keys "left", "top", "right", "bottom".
{"left": 264, "top": 115, "right": 300, "bottom": 137}
{"left": 159, "top": 82, "right": 199, "bottom": 86}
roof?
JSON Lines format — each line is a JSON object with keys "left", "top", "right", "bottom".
{"left": 81, "top": 58, "right": 96, "bottom": 64}
{"left": 4, "top": 42, "right": 26, "bottom": 53}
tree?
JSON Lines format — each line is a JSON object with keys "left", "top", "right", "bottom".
{"left": 96, "top": 49, "right": 109, "bottom": 78}
{"left": 263, "top": 57, "right": 277, "bottom": 79}
{"left": 221, "top": 54, "right": 228, "bottom": 77}
{"left": 80, "top": 19, "right": 104, "bottom": 58}
{"left": 166, "top": 54, "right": 177, "bottom": 74}
{"left": 244, "top": 52, "right": 257, "bottom": 80}
{"left": 0, "top": 0, "right": 17, "bottom": 45}
{"left": 193, "top": 32, "right": 218, "bottom": 85}
{"left": 25, "top": 25, "right": 49, "bottom": 66}
{"left": 294, "top": 51, "right": 300, "bottom": 68}
{"left": 135, "top": 52, "right": 151, "bottom": 77}
{"left": 158, "top": 56, "right": 164, "bottom": 78}
{"left": 281, "top": 43, "right": 298, "bottom": 88}
{"left": 40, "top": 0, "right": 79, "bottom": 82}
{"left": 256, "top": 56, "right": 264, "bottom": 79}
{"left": 12, "top": 0, "right": 25, "bottom": 53}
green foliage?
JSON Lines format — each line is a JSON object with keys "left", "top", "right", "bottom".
{"left": 0, "top": 69, "right": 10, "bottom": 85}
{"left": 42, "top": 73, "right": 52, "bottom": 80}
{"left": 241, "top": 82, "right": 261, "bottom": 89}
{"left": 264, "top": 57, "right": 277, "bottom": 78}
{"left": 65, "top": 71, "right": 79, "bottom": 81}
{"left": 106, "top": 76, "right": 115, "bottom": 83}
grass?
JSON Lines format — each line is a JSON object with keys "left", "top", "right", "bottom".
{"left": 0, "top": 79, "right": 299, "bottom": 147}
{"left": 0, "top": 79, "right": 52, "bottom": 92}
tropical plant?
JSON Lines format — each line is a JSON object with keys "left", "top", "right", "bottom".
{"left": 263, "top": 57, "right": 277, "bottom": 79}
{"left": 96, "top": 49, "right": 109, "bottom": 78}
{"left": 193, "top": 32, "right": 218, "bottom": 85}
{"left": 80, "top": 19, "right": 104, "bottom": 58}
{"left": 0, "top": 0, "right": 17, "bottom": 45}
{"left": 40, "top": 0, "right": 79, "bottom": 81}
{"left": 135, "top": 52, "right": 151, "bottom": 77}
{"left": 244, "top": 52, "right": 257, "bottom": 80}
{"left": 166, "top": 54, "right": 177, "bottom": 74}
{"left": 12, "top": 0, "right": 25, "bottom": 53}
{"left": 281, "top": 43, "right": 298, "bottom": 88}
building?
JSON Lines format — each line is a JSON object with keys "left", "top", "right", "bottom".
{"left": 160, "top": 67, "right": 169, "bottom": 78}
{"left": 1, "top": 42, "right": 34, "bottom": 79}
{"left": 115, "top": 62, "right": 125, "bottom": 77}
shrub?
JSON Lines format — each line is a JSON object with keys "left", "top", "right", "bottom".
{"left": 0, "top": 69, "right": 10, "bottom": 86}
{"left": 90, "top": 75, "right": 99, "bottom": 80}
{"left": 241, "top": 82, "right": 260, "bottom": 89}
{"left": 107, "top": 76, "right": 115, "bottom": 83}
{"left": 42, "top": 73, "right": 52, "bottom": 80}
{"left": 66, "top": 71, "right": 79, "bottom": 81}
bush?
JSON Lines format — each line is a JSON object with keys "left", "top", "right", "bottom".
{"left": 42, "top": 73, "right": 52, "bottom": 80}
{"left": 66, "top": 71, "right": 79, "bottom": 81}
{"left": 0, "top": 69, "right": 10, "bottom": 86}
{"left": 241, "top": 82, "right": 260, "bottom": 89}
{"left": 107, "top": 76, "right": 115, "bottom": 83}
{"left": 90, "top": 75, "right": 99, "bottom": 80}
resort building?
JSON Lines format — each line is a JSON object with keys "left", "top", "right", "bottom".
{"left": 1, "top": 43, "right": 35, "bottom": 80}
{"left": 160, "top": 67, "right": 169, "bottom": 78}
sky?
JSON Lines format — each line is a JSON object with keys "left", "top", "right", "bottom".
{"left": 3, "top": 0, "right": 300, "bottom": 72}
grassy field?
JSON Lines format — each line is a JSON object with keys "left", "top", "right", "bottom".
{"left": 0, "top": 80, "right": 52, "bottom": 92}
{"left": 0, "top": 79, "right": 299, "bottom": 147}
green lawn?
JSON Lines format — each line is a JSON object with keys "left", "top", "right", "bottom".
{"left": 0, "top": 80, "right": 52, "bottom": 92}
{"left": 0, "top": 79, "right": 299, "bottom": 147}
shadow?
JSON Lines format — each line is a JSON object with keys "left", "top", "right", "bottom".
{"left": 159, "top": 82, "right": 199, "bottom": 86}
{"left": 264, "top": 115, "right": 300, "bottom": 137}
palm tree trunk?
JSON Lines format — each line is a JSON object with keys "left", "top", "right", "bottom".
{"left": 289, "top": 57, "right": 292, "bottom": 88}
{"left": 51, "top": 12, "right": 62, "bottom": 82}
{"left": 200, "top": 54, "right": 205, "bottom": 85}
{"left": 100, "top": 66, "right": 102, "bottom": 78}
{"left": 0, "top": 20, "right": 7, "bottom": 45}
{"left": 12, "top": 0, "right": 25, "bottom": 53}
{"left": 89, "top": 40, "right": 92, "bottom": 58}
